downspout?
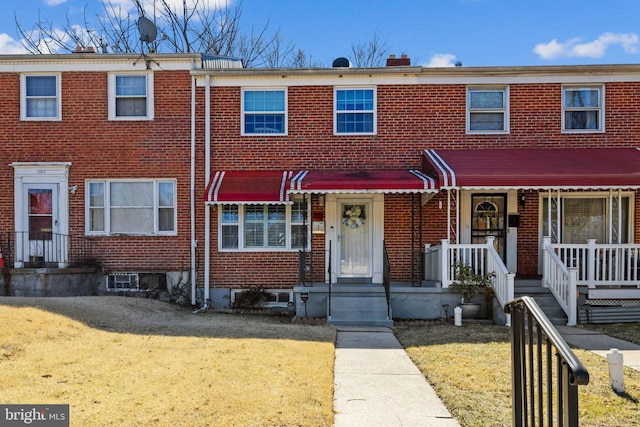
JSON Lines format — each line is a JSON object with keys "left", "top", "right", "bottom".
{"left": 204, "top": 74, "right": 211, "bottom": 305}
{"left": 190, "top": 74, "right": 197, "bottom": 305}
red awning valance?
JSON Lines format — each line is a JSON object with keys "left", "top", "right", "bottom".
{"left": 423, "top": 148, "right": 640, "bottom": 190}
{"left": 289, "top": 169, "right": 437, "bottom": 193}
{"left": 204, "top": 171, "right": 297, "bottom": 204}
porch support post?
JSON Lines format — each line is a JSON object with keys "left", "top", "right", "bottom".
{"left": 441, "top": 238, "right": 450, "bottom": 288}
{"left": 568, "top": 267, "right": 578, "bottom": 326}
{"left": 542, "top": 236, "right": 551, "bottom": 289}
{"left": 447, "top": 190, "right": 451, "bottom": 242}
{"left": 587, "top": 239, "right": 597, "bottom": 288}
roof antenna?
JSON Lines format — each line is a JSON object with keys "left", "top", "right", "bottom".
{"left": 133, "top": 16, "right": 160, "bottom": 69}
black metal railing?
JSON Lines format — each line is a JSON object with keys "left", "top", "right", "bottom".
{"left": 327, "top": 241, "right": 332, "bottom": 319}
{"left": 505, "top": 296, "right": 589, "bottom": 427}
{"left": 5, "top": 232, "right": 97, "bottom": 268}
{"left": 383, "top": 240, "right": 391, "bottom": 318}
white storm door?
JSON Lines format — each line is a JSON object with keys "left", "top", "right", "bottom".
{"left": 24, "top": 184, "right": 59, "bottom": 265}
{"left": 338, "top": 201, "right": 372, "bottom": 277}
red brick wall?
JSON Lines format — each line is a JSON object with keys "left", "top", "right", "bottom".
{"left": 202, "top": 80, "right": 640, "bottom": 286}
{"left": 0, "top": 69, "right": 196, "bottom": 272}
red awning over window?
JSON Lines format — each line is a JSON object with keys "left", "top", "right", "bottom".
{"left": 289, "top": 169, "right": 437, "bottom": 193}
{"left": 423, "top": 148, "right": 640, "bottom": 190}
{"left": 204, "top": 171, "right": 296, "bottom": 204}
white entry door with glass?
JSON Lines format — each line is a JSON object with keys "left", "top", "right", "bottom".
{"left": 338, "top": 201, "right": 372, "bottom": 279}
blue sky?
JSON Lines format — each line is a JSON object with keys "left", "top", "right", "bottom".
{"left": 2, "top": 0, "right": 640, "bottom": 67}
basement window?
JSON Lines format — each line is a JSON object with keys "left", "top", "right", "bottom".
{"left": 107, "top": 273, "right": 140, "bottom": 291}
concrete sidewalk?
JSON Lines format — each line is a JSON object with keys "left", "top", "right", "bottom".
{"left": 557, "top": 325, "right": 640, "bottom": 371}
{"left": 333, "top": 326, "right": 460, "bottom": 427}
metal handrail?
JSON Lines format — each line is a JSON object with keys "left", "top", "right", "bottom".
{"left": 327, "top": 241, "right": 332, "bottom": 319}
{"left": 7, "top": 231, "right": 96, "bottom": 268}
{"left": 505, "top": 296, "right": 589, "bottom": 427}
{"left": 383, "top": 240, "right": 391, "bottom": 319}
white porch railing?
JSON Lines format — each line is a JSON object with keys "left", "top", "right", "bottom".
{"left": 550, "top": 238, "right": 640, "bottom": 287}
{"left": 542, "top": 237, "right": 578, "bottom": 326}
{"left": 425, "top": 236, "right": 514, "bottom": 326}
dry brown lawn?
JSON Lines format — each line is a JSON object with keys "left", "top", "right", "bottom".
{"left": 0, "top": 297, "right": 336, "bottom": 427}
{"left": 395, "top": 321, "right": 640, "bottom": 427}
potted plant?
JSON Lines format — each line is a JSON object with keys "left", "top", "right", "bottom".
{"left": 449, "top": 261, "right": 495, "bottom": 319}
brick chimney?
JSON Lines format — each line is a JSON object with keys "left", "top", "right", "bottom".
{"left": 386, "top": 54, "right": 410, "bottom": 67}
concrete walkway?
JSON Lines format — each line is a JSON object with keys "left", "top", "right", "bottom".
{"left": 333, "top": 326, "right": 460, "bottom": 427}
{"left": 332, "top": 324, "right": 640, "bottom": 427}
{"left": 557, "top": 325, "right": 640, "bottom": 371}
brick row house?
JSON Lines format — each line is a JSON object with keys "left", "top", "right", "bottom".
{"left": 3, "top": 52, "right": 640, "bottom": 325}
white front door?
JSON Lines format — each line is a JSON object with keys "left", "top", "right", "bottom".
{"left": 24, "top": 184, "right": 60, "bottom": 266}
{"left": 338, "top": 200, "right": 372, "bottom": 278}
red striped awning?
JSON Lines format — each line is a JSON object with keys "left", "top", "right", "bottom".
{"left": 204, "top": 171, "right": 296, "bottom": 204}
{"left": 289, "top": 169, "right": 437, "bottom": 193}
{"left": 423, "top": 148, "right": 640, "bottom": 190}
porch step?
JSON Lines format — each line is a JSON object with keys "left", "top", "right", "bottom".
{"left": 327, "top": 286, "right": 393, "bottom": 327}
{"left": 514, "top": 279, "right": 568, "bottom": 325}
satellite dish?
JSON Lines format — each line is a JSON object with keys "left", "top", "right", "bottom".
{"left": 137, "top": 16, "right": 158, "bottom": 44}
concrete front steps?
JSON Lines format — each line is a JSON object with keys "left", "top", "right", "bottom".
{"left": 327, "top": 285, "right": 393, "bottom": 327}
{"left": 514, "top": 279, "right": 568, "bottom": 325}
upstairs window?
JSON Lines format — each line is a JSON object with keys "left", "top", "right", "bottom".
{"left": 87, "top": 179, "right": 175, "bottom": 235}
{"left": 467, "top": 87, "right": 509, "bottom": 133}
{"left": 335, "top": 88, "right": 376, "bottom": 134}
{"left": 242, "top": 89, "right": 287, "bottom": 135}
{"left": 108, "top": 73, "right": 154, "bottom": 120}
{"left": 21, "top": 74, "right": 61, "bottom": 120}
{"left": 219, "top": 200, "right": 310, "bottom": 251}
{"left": 562, "top": 86, "right": 603, "bottom": 132}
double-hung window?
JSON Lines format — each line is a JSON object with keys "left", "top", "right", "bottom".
{"left": 467, "top": 87, "right": 509, "bottom": 133}
{"left": 108, "top": 73, "right": 154, "bottom": 120}
{"left": 335, "top": 87, "right": 376, "bottom": 134}
{"left": 21, "top": 74, "right": 61, "bottom": 120}
{"left": 242, "top": 88, "right": 287, "bottom": 135}
{"left": 219, "top": 200, "right": 310, "bottom": 251}
{"left": 562, "top": 86, "right": 604, "bottom": 132}
{"left": 87, "top": 180, "right": 176, "bottom": 235}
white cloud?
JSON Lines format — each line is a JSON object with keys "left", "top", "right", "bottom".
{"left": 534, "top": 33, "right": 639, "bottom": 60}
{"left": 425, "top": 53, "right": 457, "bottom": 67}
{"left": 44, "top": 0, "right": 69, "bottom": 5}
{"left": 104, "top": 0, "right": 230, "bottom": 15}
{"left": 0, "top": 34, "right": 28, "bottom": 54}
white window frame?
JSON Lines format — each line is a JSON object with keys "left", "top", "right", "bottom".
{"left": 466, "top": 86, "right": 509, "bottom": 134}
{"left": 334, "top": 87, "right": 377, "bottom": 135}
{"left": 108, "top": 72, "right": 154, "bottom": 120}
{"left": 241, "top": 88, "right": 288, "bottom": 136}
{"left": 562, "top": 85, "right": 604, "bottom": 133}
{"left": 218, "top": 200, "right": 311, "bottom": 252}
{"left": 539, "top": 191, "right": 634, "bottom": 245}
{"left": 20, "top": 73, "right": 62, "bottom": 121}
{"left": 85, "top": 179, "right": 177, "bottom": 236}
{"left": 106, "top": 273, "right": 140, "bottom": 291}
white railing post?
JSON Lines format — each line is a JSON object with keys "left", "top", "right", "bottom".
{"left": 441, "top": 239, "right": 450, "bottom": 288}
{"left": 568, "top": 267, "right": 578, "bottom": 326}
{"left": 542, "top": 237, "right": 551, "bottom": 288}
{"left": 587, "top": 239, "right": 597, "bottom": 288}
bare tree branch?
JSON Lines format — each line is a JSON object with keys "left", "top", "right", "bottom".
{"left": 350, "top": 31, "right": 390, "bottom": 67}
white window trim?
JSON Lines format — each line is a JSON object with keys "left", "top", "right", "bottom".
{"left": 20, "top": 73, "right": 62, "bottom": 121}
{"left": 218, "top": 202, "right": 311, "bottom": 252}
{"left": 466, "top": 86, "right": 509, "bottom": 134}
{"left": 334, "top": 86, "right": 377, "bottom": 135}
{"left": 85, "top": 178, "right": 177, "bottom": 236}
{"left": 241, "top": 87, "right": 288, "bottom": 136}
{"left": 538, "top": 190, "right": 634, "bottom": 244}
{"left": 561, "top": 85, "right": 605, "bottom": 133}
{"left": 108, "top": 72, "right": 154, "bottom": 120}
